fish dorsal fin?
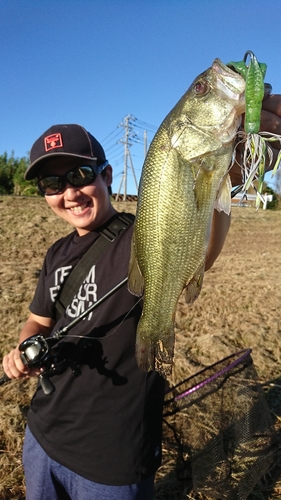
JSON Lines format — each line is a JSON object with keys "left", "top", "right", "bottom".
{"left": 214, "top": 174, "right": 232, "bottom": 215}
{"left": 128, "top": 234, "right": 144, "bottom": 297}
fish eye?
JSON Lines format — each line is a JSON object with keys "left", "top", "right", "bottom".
{"left": 194, "top": 80, "right": 209, "bottom": 96}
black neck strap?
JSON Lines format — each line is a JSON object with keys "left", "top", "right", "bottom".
{"left": 55, "top": 212, "right": 135, "bottom": 319}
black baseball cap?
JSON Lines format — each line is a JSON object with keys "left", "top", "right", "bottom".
{"left": 25, "top": 124, "right": 107, "bottom": 180}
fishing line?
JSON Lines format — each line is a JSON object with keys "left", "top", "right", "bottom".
{"left": 56, "top": 295, "right": 143, "bottom": 342}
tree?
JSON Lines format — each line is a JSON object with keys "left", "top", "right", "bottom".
{"left": 0, "top": 152, "right": 17, "bottom": 194}
{"left": 0, "top": 153, "right": 38, "bottom": 196}
{"left": 13, "top": 158, "right": 38, "bottom": 196}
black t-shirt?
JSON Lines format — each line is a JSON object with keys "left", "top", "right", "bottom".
{"left": 27, "top": 215, "right": 165, "bottom": 485}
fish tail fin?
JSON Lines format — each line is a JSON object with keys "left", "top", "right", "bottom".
{"left": 135, "top": 330, "right": 175, "bottom": 378}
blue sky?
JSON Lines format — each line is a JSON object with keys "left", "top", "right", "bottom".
{"left": 1, "top": 0, "right": 280, "bottom": 194}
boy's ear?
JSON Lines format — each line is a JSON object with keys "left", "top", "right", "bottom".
{"left": 104, "top": 165, "right": 113, "bottom": 187}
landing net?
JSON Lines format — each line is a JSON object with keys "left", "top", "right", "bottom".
{"left": 163, "top": 349, "right": 277, "bottom": 499}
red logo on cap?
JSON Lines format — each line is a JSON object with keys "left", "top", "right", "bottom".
{"left": 44, "top": 133, "right": 63, "bottom": 152}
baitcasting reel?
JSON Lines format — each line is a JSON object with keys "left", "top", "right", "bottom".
{"left": 0, "top": 334, "right": 62, "bottom": 395}
{"left": 19, "top": 334, "right": 83, "bottom": 395}
{"left": 0, "top": 334, "right": 79, "bottom": 396}
{"left": 19, "top": 334, "right": 56, "bottom": 369}
{"left": 19, "top": 334, "right": 71, "bottom": 395}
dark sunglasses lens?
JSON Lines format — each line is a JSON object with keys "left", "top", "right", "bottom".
{"left": 67, "top": 166, "right": 96, "bottom": 186}
{"left": 38, "top": 176, "right": 62, "bottom": 195}
{"left": 38, "top": 166, "right": 97, "bottom": 195}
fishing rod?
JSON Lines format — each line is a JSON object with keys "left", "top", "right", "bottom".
{"left": 53, "top": 276, "right": 128, "bottom": 338}
{"left": 0, "top": 277, "right": 128, "bottom": 395}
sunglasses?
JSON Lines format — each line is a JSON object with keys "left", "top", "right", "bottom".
{"left": 37, "top": 161, "right": 109, "bottom": 196}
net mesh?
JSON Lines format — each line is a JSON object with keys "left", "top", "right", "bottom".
{"left": 163, "top": 349, "right": 277, "bottom": 500}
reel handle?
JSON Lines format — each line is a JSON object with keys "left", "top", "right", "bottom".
{"left": 39, "top": 372, "right": 55, "bottom": 395}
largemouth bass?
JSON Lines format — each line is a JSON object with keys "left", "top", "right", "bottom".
{"left": 128, "top": 59, "right": 245, "bottom": 377}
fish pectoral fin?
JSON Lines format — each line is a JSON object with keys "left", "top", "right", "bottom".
{"left": 127, "top": 236, "right": 144, "bottom": 296}
{"left": 214, "top": 174, "right": 232, "bottom": 215}
{"left": 182, "top": 264, "right": 205, "bottom": 305}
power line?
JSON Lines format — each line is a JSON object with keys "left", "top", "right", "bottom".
{"left": 101, "top": 127, "right": 122, "bottom": 144}
{"left": 134, "top": 118, "right": 157, "bottom": 133}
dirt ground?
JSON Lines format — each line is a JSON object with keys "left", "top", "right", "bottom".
{"left": 0, "top": 196, "right": 280, "bottom": 499}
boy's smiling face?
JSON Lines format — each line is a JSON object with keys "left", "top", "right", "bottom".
{"left": 38, "top": 158, "right": 116, "bottom": 236}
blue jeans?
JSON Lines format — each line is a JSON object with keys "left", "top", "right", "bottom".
{"left": 23, "top": 426, "right": 155, "bottom": 500}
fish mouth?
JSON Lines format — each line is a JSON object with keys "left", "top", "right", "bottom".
{"left": 212, "top": 58, "right": 245, "bottom": 114}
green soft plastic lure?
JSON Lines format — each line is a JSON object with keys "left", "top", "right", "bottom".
{"left": 228, "top": 51, "right": 267, "bottom": 134}
{"left": 227, "top": 51, "right": 280, "bottom": 208}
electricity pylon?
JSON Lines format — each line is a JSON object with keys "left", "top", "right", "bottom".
{"left": 116, "top": 114, "right": 139, "bottom": 201}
